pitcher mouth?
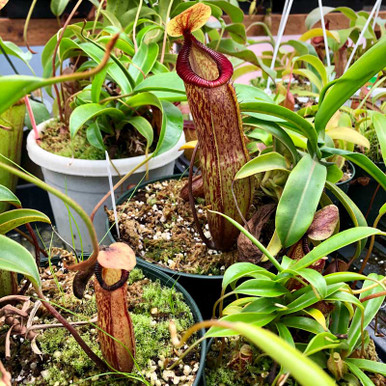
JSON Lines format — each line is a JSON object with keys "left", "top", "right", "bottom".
{"left": 176, "top": 33, "right": 233, "bottom": 88}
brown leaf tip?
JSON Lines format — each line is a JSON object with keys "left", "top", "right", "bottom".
{"left": 97, "top": 242, "right": 137, "bottom": 271}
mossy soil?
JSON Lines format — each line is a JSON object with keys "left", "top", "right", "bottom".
{"left": 107, "top": 178, "right": 275, "bottom": 276}
{"left": 39, "top": 121, "right": 148, "bottom": 160}
{"left": 0, "top": 252, "right": 200, "bottom": 385}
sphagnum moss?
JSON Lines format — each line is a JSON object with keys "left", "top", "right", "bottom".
{"left": 35, "top": 268, "right": 197, "bottom": 385}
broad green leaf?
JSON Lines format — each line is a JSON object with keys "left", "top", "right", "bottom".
{"left": 276, "top": 154, "right": 326, "bottom": 247}
{"left": 0, "top": 234, "right": 40, "bottom": 287}
{"left": 243, "top": 117, "right": 299, "bottom": 163}
{"left": 315, "top": 38, "right": 386, "bottom": 133}
{"left": 293, "top": 227, "right": 383, "bottom": 270}
{"left": 222, "top": 262, "right": 274, "bottom": 289}
{"left": 372, "top": 112, "right": 386, "bottom": 163}
{"left": 286, "top": 68, "right": 322, "bottom": 91}
{"left": 293, "top": 55, "right": 328, "bottom": 87}
{"left": 283, "top": 283, "right": 343, "bottom": 315}
{"left": 303, "top": 332, "right": 340, "bottom": 356}
{"left": 322, "top": 148, "right": 386, "bottom": 190}
{"left": 345, "top": 359, "right": 386, "bottom": 376}
{"left": 86, "top": 123, "right": 105, "bottom": 151}
{"left": 129, "top": 42, "right": 159, "bottom": 85}
{"left": 297, "top": 268, "right": 327, "bottom": 299}
{"left": 326, "top": 164, "right": 343, "bottom": 184}
{"left": 223, "top": 297, "right": 256, "bottom": 315}
{"left": 324, "top": 272, "right": 370, "bottom": 286}
{"left": 206, "top": 0, "right": 244, "bottom": 23}
{"left": 234, "top": 84, "right": 274, "bottom": 103}
{"left": 50, "top": 0, "right": 70, "bottom": 16}
{"left": 0, "top": 37, "right": 32, "bottom": 70}
{"left": 235, "top": 152, "right": 288, "bottom": 180}
{"left": 300, "top": 28, "right": 338, "bottom": 43}
{"left": 233, "top": 279, "right": 289, "bottom": 297}
{"left": 0, "top": 185, "right": 20, "bottom": 207}
{"left": 240, "top": 102, "right": 319, "bottom": 156}
{"left": 330, "top": 302, "right": 351, "bottom": 335}
{"left": 91, "top": 66, "right": 109, "bottom": 103}
{"left": 224, "top": 23, "right": 246, "bottom": 44}
{"left": 325, "top": 291, "right": 363, "bottom": 309}
{"left": 242, "top": 297, "right": 281, "bottom": 314}
{"left": 347, "top": 274, "right": 385, "bottom": 354}
{"left": 275, "top": 322, "right": 295, "bottom": 347}
{"left": 221, "top": 322, "right": 335, "bottom": 386}
{"left": 69, "top": 104, "right": 125, "bottom": 138}
{"left": 380, "top": 203, "right": 386, "bottom": 216}
{"left": 280, "top": 316, "right": 326, "bottom": 334}
{"left": 127, "top": 116, "right": 154, "bottom": 149}
{"left": 345, "top": 361, "right": 374, "bottom": 386}
{"left": 325, "top": 181, "right": 367, "bottom": 256}
{"left": 0, "top": 209, "right": 50, "bottom": 234}
{"left": 24, "top": 100, "right": 50, "bottom": 131}
{"left": 207, "top": 313, "right": 276, "bottom": 338}
{"left": 133, "top": 72, "right": 185, "bottom": 94}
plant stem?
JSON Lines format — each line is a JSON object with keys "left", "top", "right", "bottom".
{"left": 0, "top": 161, "right": 99, "bottom": 266}
{"left": 51, "top": 0, "right": 84, "bottom": 123}
{"left": 132, "top": 0, "right": 143, "bottom": 53}
{"left": 35, "top": 286, "right": 107, "bottom": 370}
{"left": 23, "top": 0, "right": 38, "bottom": 54}
{"left": 160, "top": 0, "right": 174, "bottom": 64}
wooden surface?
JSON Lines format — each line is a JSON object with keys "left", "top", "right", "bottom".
{"left": 0, "top": 12, "right": 385, "bottom": 46}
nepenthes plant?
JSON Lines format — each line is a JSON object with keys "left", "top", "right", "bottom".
{"left": 167, "top": 3, "right": 253, "bottom": 251}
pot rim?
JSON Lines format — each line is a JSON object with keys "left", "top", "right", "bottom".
{"left": 26, "top": 119, "right": 185, "bottom": 177}
{"left": 106, "top": 174, "right": 224, "bottom": 280}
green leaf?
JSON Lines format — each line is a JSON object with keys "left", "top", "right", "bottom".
{"left": 0, "top": 234, "right": 40, "bottom": 287}
{"left": 224, "top": 23, "right": 246, "bottom": 44}
{"left": 293, "top": 55, "right": 328, "bottom": 87}
{"left": 380, "top": 203, "right": 386, "bottom": 216}
{"left": 322, "top": 147, "right": 386, "bottom": 190}
{"left": 296, "top": 268, "right": 327, "bottom": 299}
{"left": 235, "top": 152, "right": 289, "bottom": 180}
{"left": 242, "top": 297, "right": 280, "bottom": 314}
{"left": 283, "top": 283, "right": 343, "bottom": 314}
{"left": 280, "top": 316, "right": 326, "bottom": 335}
{"left": 372, "top": 112, "right": 386, "bottom": 163}
{"left": 240, "top": 102, "right": 319, "bottom": 156}
{"left": 0, "top": 37, "right": 32, "bottom": 70}
{"left": 345, "top": 359, "right": 386, "bottom": 376}
{"left": 127, "top": 116, "right": 154, "bottom": 149}
{"left": 315, "top": 38, "right": 386, "bottom": 133}
{"left": 206, "top": 0, "right": 244, "bottom": 23}
{"left": 129, "top": 42, "right": 159, "bottom": 85}
{"left": 206, "top": 313, "right": 276, "bottom": 338}
{"left": 221, "top": 322, "right": 335, "bottom": 385}
{"left": 243, "top": 117, "right": 299, "bottom": 163}
{"left": 0, "top": 209, "right": 51, "bottom": 234}
{"left": 233, "top": 278, "right": 288, "bottom": 297}
{"left": 347, "top": 273, "right": 385, "bottom": 354}
{"left": 345, "top": 361, "right": 374, "bottom": 386}
{"left": 325, "top": 290, "right": 363, "bottom": 309}
{"left": 86, "top": 123, "right": 105, "bottom": 151}
{"left": 293, "top": 227, "right": 383, "bottom": 270}
{"left": 222, "top": 262, "right": 274, "bottom": 289}
{"left": 50, "top": 0, "right": 70, "bottom": 16}
{"left": 303, "top": 332, "right": 341, "bottom": 356}
{"left": 24, "top": 100, "right": 50, "bottom": 131}
{"left": 276, "top": 154, "right": 327, "bottom": 247}
{"left": 326, "top": 163, "right": 344, "bottom": 184}
{"left": 275, "top": 322, "right": 295, "bottom": 347}
{"left": 0, "top": 185, "right": 20, "bottom": 207}
{"left": 91, "top": 66, "right": 109, "bottom": 103}
{"left": 69, "top": 104, "right": 125, "bottom": 138}
{"left": 133, "top": 72, "right": 185, "bottom": 94}
{"left": 234, "top": 84, "right": 274, "bottom": 103}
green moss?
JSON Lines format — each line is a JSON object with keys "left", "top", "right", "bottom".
{"left": 36, "top": 268, "right": 196, "bottom": 385}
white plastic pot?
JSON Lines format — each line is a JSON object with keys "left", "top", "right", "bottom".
{"left": 27, "top": 119, "right": 185, "bottom": 252}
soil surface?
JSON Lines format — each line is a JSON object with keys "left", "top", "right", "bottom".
{"left": 0, "top": 250, "right": 201, "bottom": 385}
{"left": 39, "top": 121, "right": 148, "bottom": 160}
{"left": 107, "top": 178, "right": 275, "bottom": 276}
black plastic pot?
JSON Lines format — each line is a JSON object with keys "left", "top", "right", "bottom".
{"left": 326, "top": 160, "right": 356, "bottom": 205}
{"left": 39, "top": 255, "right": 207, "bottom": 385}
{"left": 106, "top": 174, "right": 224, "bottom": 320}
{"left": 346, "top": 162, "right": 385, "bottom": 226}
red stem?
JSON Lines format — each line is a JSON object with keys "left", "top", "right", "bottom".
{"left": 24, "top": 96, "right": 39, "bottom": 142}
